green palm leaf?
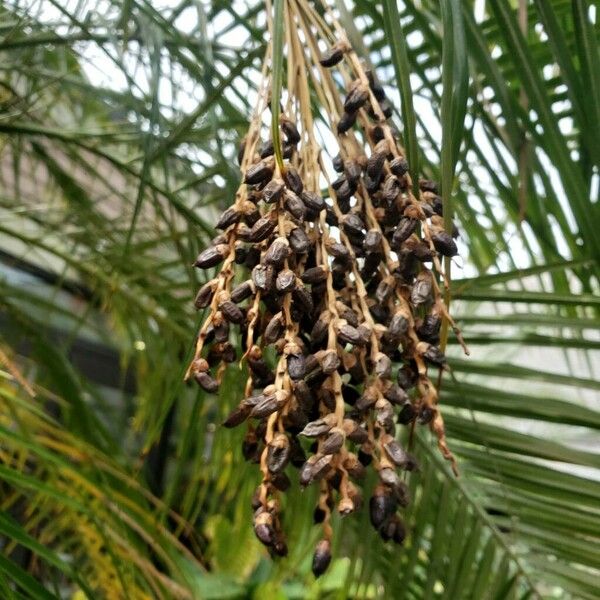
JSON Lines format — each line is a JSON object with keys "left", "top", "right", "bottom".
{"left": 0, "top": 0, "right": 598, "bottom": 598}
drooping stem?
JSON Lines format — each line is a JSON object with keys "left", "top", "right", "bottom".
{"left": 271, "top": 0, "right": 286, "bottom": 173}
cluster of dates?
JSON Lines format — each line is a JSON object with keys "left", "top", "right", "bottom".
{"left": 188, "top": 39, "right": 460, "bottom": 576}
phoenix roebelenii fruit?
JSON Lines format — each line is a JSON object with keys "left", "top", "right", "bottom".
{"left": 187, "top": 0, "right": 467, "bottom": 576}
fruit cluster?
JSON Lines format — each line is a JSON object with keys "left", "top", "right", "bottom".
{"left": 188, "top": 21, "right": 465, "bottom": 576}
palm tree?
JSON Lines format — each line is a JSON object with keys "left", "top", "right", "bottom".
{"left": 0, "top": 0, "right": 598, "bottom": 598}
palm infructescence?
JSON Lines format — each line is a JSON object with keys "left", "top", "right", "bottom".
{"left": 0, "top": 0, "right": 598, "bottom": 599}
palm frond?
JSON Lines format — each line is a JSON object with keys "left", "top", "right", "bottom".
{"left": 0, "top": 0, "right": 598, "bottom": 598}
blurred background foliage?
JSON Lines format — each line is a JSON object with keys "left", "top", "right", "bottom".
{"left": 0, "top": 0, "right": 598, "bottom": 598}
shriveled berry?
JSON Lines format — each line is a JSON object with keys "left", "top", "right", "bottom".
{"left": 312, "top": 539, "right": 332, "bottom": 577}
{"left": 230, "top": 280, "right": 254, "bottom": 303}
{"left": 301, "top": 190, "right": 325, "bottom": 213}
{"left": 264, "top": 238, "right": 291, "bottom": 268}
{"left": 302, "top": 266, "right": 328, "bottom": 284}
{"left": 194, "top": 244, "right": 228, "bottom": 269}
{"left": 194, "top": 280, "right": 216, "bottom": 309}
{"left": 252, "top": 264, "right": 275, "bottom": 292}
{"left": 287, "top": 353, "right": 306, "bottom": 380}
{"left": 344, "top": 84, "right": 369, "bottom": 112}
{"left": 289, "top": 227, "right": 311, "bottom": 253}
{"left": 216, "top": 207, "right": 241, "bottom": 230}
{"left": 219, "top": 300, "right": 245, "bottom": 324}
{"left": 280, "top": 117, "right": 301, "bottom": 144}
{"left": 222, "top": 404, "right": 250, "bottom": 428}
{"left": 193, "top": 371, "right": 219, "bottom": 393}
{"left": 276, "top": 268, "right": 296, "bottom": 293}
{"left": 320, "top": 44, "right": 345, "bottom": 67}
{"left": 244, "top": 160, "right": 274, "bottom": 185}
{"left": 267, "top": 433, "right": 291, "bottom": 473}
{"left": 369, "top": 487, "right": 396, "bottom": 529}
{"left": 249, "top": 214, "right": 276, "bottom": 243}
{"left": 337, "top": 111, "right": 357, "bottom": 134}
{"left": 432, "top": 231, "right": 458, "bottom": 257}
{"left": 262, "top": 179, "right": 285, "bottom": 204}
{"left": 283, "top": 166, "right": 304, "bottom": 195}
{"left": 284, "top": 191, "right": 306, "bottom": 221}
{"left": 390, "top": 156, "right": 409, "bottom": 177}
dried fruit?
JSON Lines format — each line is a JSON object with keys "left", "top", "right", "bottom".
{"left": 276, "top": 269, "right": 296, "bottom": 293}
{"left": 432, "top": 231, "right": 458, "bottom": 256}
{"left": 252, "top": 264, "right": 275, "bottom": 292}
{"left": 411, "top": 271, "right": 433, "bottom": 306}
{"left": 283, "top": 166, "right": 303, "bottom": 193}
{"left": 287, "top": 352, "right": 306, "bottom": 381}
{"left": 363, "top": 229, "right": 382, "bottom": 253}
{"left": 280, "top": 116, "right": 301, "bottom": 144}
{"left": 193, "top": 371, "right": 219, "bottom": 393}
{"left": 267, "top": 433, "right": 291, "bottom": 473}
{"left": 230, "top": 280, "right": 254, "bottom": 303}
{"left": 288, "top": 227, "right": 311, "bottom": 253}
{"left": 392, "top": 218, "right": 418, "bottom": 248}
{"left": 264, "top": 237, "right": 291, "bottom": 268}
{"left": 264, "top": 313, "right": 284, "bottom": 344}
{"left": 337, "top": 111, "right": 357, "bottom": 134}
{"left": 263, "top": 179, "right": 285, "bottom": 204}
{"left": 321, "top": 428, "right": 345, "bottom": 454}
{"left": 370, "top": 486, "right": 396, "bottom": 529}
{"left": 222, "top": 404, "right": 250, "bottom": 428}
{"left": 194, "top": 244, "right": 228, "bottom": 269}
{"left": 301, "top": 190, "right": 325, "bottom": 213}
{"left": 194, "top": 280, "right": 216, "bottom": 309}
{"left": 337, "top": 322, "right": 362, "bottom": 346}
{"left": 383, "top": 439, "right": 409, "bottom": 467}
{"left": 216, "top": 207, "right": 241, "bottom": 230}
{"left": 312, "top": 539, "right": 332, "bottom": 577}
{"left": 367, "top": 143, "right": 387, "bottom": 178}
{"left": 244, "top": 159, "right": 274, "bottom": 185}
{"left": 390, "top": 156, "right": 409, "bottom": 177}
{"left": 320, "top": 43, "right": 345, "bottom": 67}
{"left": 284, "top": 190, "right": 306, "bottom": 220}
{"left": 249, "top": 214, "right": 277, "bottom": 243}
{"left": 302, "top": 266, "right": 328, "bottom": 285}
{"left": 300, "top": 414, "right": 337, "bottom": 438}
{"left": 259, "top": 139, "right": 275, "bottom": 158}
{"left": 344, "top": 83, "right": 369, "bottom": 112}
{"left": 219, "top": 300, "right": 244, "bottom": 324}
